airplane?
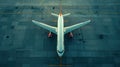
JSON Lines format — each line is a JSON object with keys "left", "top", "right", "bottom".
{"left": 32, "top": 5, "right": 91, "bottom": 57}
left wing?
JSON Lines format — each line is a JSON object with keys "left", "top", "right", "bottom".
{"left": 64, "top": 20, "right": 91, "bottom": 34}
{"left": 32, "top": 20, "right": 57, "bottom": 34}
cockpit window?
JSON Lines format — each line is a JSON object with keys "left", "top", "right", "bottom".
{"left": 57, "top": 50, "right": 64, "bottom": 54}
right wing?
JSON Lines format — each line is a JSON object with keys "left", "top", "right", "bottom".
{"left": 32, "top": 20, "right": 57, "bottom": 34}
{"left": 64, "top": 20, "right": 91, "bottom": 34}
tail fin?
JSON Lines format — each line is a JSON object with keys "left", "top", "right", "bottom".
{"left": 59, "top": 0, "right": 62, "bottom": 14}
{"left": 51, "top": 0, "right": 71, "bottom": 17}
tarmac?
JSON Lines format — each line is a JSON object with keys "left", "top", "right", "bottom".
{"left": 0, "top": 0, "right": 120, "bottom": 67}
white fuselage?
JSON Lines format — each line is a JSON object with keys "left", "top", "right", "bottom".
{"left": 57, "top": 14, "right": 64, "bottom": 57}
{"left": 32, "top": 11, "right": 91, "bottom": 57}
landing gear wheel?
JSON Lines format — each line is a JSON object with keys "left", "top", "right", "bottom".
{"left": 48, "top": 32, "right": 52, "bottom": 38}
{"left": 69, "top": 32, "right": 73, "bottom": 38}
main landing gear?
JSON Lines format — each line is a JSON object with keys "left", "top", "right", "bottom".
{"left": 48, "top": 32, "right": 52, "bottom": 38}
{"left": 69, "top": 32, "right": 73, "bottom": 38}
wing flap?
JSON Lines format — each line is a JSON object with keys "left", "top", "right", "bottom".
{"left": 32, "top": 20, "right": 57, "bottom": 34}
{"left": 64, "top": 20, "right": 91, "bottom": 34}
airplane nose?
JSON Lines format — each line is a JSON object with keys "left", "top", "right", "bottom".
{"left": 57, "top": 50, "right": 64, "bottom": 57}
{"left": 58, "top": 52, "right": 63, "bottom": 57}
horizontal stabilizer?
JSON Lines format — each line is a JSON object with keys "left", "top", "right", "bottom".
{"left": 63, "top": 13, "right": 71, "bottom": 17}
{"left": 51, "top": 13, "right": 59, "bottom": 17}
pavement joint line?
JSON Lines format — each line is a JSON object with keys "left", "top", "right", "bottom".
{"left": 48, "top": 64, "right": 72, "bottom": 67}
{"left": 0, "top": 12, "right": 120, "bottom": 15}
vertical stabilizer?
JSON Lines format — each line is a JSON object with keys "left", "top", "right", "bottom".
{"left": 59, "top": 0, "right": 62, "bottom": 15}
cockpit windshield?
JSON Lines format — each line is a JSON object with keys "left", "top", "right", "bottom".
{"left": 57, "top": 50, "right": 64, "bottom": 54}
